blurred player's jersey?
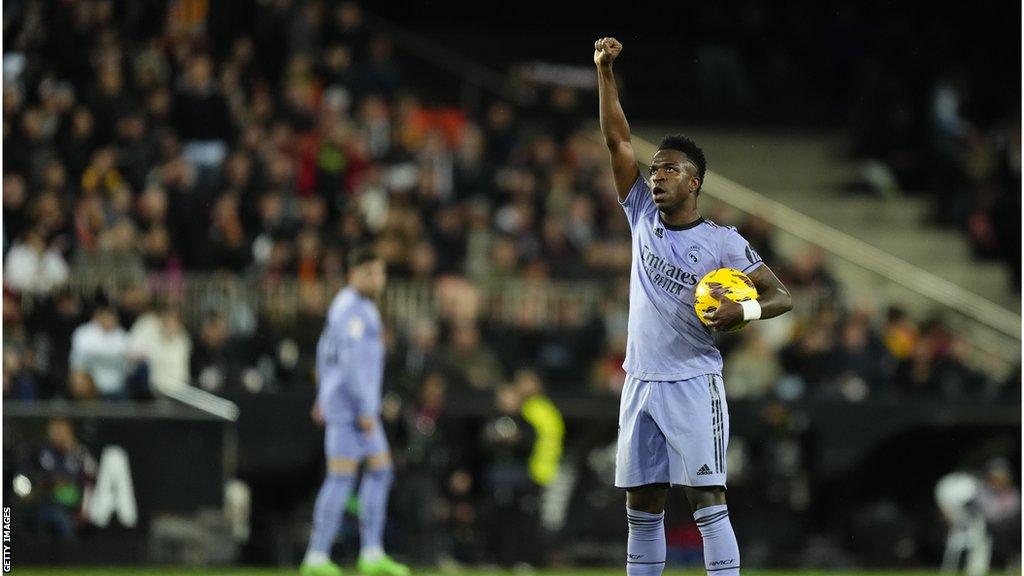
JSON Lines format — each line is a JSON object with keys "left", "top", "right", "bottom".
{"left": 620, "top": 174, "right": 763, "bottom": 381}
{"left": 316, "top": 286, "right": 384, "bottom": 424}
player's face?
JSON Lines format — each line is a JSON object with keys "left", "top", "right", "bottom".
{"left": 649, "top": 149, "right": 700, "bottom": 213}
{"left": 356, "top": 259, "right": 387, "bottom": 298}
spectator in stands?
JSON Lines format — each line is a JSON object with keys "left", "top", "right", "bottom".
{"left": 2, "top": 174, "right": 29, "bottom": 253}
{"left": 68, "top": 299, "right": 131, "bottom": 400}
{"left": 59, "top": 107, "right": 98, "bottom": 180}
{"left": 23, "top": 289, "right": 85, "bottom": 389}
{"left": 514, "top": 369, "right": 564, "bottom": 489}
{"left": 129, "top": 303, "right": 192, "bottom": 395}
{"left": 18, "top": 418, "right": 96, "bottom": 543}
{"left": 591, "top": 288, "right": 629, "bottom": 394}
{"left": 361, "top": 36, "right": 402, "bottom": 98}
{"left": 136, "top": 186, "right": 176, "bottom": 272}
{"left": 901, "top": 317, "right": 986, "bottom": 399}
{"left": 3, "top": 343, "right": 52, "bottom": 400}
{"left": 975, "top": 458, "right": 1022, "bottom": 569}
{"left": 291, "top": 285, "right": 328, "bottom": 383}
{"left": 739, "top": 215, "right": 778, "bottom": 265}
{"left": 723, "top": 328, "right": 783, "bottom": 399}
{"left": 191, "top": 311, "right": 255, "bottom": 395}
{"left": 440, "top": 321, "right": 504, "bottom": 394}
{"left": 442, "top": 468, "right": 483, "bottom": 565}
{"left": 208, "top": 193, "right": 252, "bottom": 272}
{"left": 779, "top": 246, "right": 840, "bottom": 296}
{"left": 117, "top": 285, "right": 153, "bottom": 330}
{"left": 479, "top": 384, "right": 539, "bottom": 567}
{"left": 3, "top": 227, "right": 69, "bottom": 294}
{"left": 393, "top": 371, "right": 457, "bottom": 564}
{"left": 534, "top": 300, "right": 603, "bottom": 387}
{"left": 172, "top": 54, "right": 235, "bottom": 190}
{"left": 393, "top": 317, "right": 443, "bottom": 393}
{"left": 882, "top": 306, "right": 919, "bottom": 364}
{"left": 114, "top": 110, "right": 156, "bottom": 191}
{"left": 830, "top": 309, "right": 894, "bottom": 400}
{"left": 780, "top": 306, "right": 839, "bottom": 393}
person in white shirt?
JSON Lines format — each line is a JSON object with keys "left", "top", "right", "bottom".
{"left": 69, "top": 302, "right": 130, "bottom": 400}
{"left": 129, "top": 304, "right": 192, "bottom": 395}
{"left": 4, "top": 228, "right": 69, "bottom": 294}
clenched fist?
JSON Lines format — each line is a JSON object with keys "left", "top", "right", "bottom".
{"left": 594, "top": 37, "right": 622, "bottom": 68}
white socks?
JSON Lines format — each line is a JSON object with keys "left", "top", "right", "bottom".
{"left": 693, "top": 504, "right": 740, "bottom": 575}
{"left": 626, "top": 507, "right": 666, "bottom": 576}
{"left": 359, "top": 546, "right": 384, "bottom": 562}
{"left": 303, "top": 551, "right": 328, "bottom": 565}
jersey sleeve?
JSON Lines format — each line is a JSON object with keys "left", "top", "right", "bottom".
{"left": 719, "top": 227, "right": 765, "bottom": 274}
{"left": 619, "top": 173, "right": 657, "bottom": 230}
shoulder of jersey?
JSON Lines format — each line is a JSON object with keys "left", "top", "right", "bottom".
{"left": 328, "top": 291, "right": 357, "bottom": 320}
{"left": 701, "top": 218, "right": 736, "bottom": 232}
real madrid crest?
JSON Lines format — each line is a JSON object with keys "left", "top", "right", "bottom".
{"left": 347, "top": 317, "right": 365, "bottom": 338}
{"left": 686, "top": 245, "right": 701, "bottom": 265}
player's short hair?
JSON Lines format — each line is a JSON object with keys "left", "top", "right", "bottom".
{"left": 347, "top": 245, "right": 380, "bottom": 270}
{"left": 658, "top": 134, "right": 706, "bottom": 190}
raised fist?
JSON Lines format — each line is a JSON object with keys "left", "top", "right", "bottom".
{"left": 594, "top": 37, "right": 622, "bottom": 67}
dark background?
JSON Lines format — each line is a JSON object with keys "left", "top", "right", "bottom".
{"left": 360, "top": 0, "right": 1021, "bottom": 125}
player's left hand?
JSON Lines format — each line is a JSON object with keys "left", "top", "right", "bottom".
{"left": 703, "top": 284, "right": 744, "bottom": 331}
{"left": 357, "top": 415, "right": 376, "bottom": 435}
{"left": 310, "top": 401, "right": 325, "bottom": 426}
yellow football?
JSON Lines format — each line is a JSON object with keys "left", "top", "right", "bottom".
{"left": 694, "top": 268, "right": 759, "bottom": 332}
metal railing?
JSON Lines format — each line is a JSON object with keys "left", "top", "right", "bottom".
{"left": 161, "top": 385, "right": 240, "bottom": 422}
{"left": 23, "top": 272, "right": 837, "bottom": 331}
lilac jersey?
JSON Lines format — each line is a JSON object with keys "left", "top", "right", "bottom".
{"left": 620, "top": 174, "right": 764, "bottom": 381}
{"left": 316, "top": 286, "right": 385, "bottom": 424}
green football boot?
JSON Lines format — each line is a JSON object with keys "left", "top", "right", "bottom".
{"left": 356, "top": 554, "right": 411, "bottom": 576}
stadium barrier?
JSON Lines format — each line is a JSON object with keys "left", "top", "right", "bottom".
{"left": 5, "top": 392, "right": 1017, "bottom": 566}
{"left": 4, "top": 400, "right": 237, "bottom": 564}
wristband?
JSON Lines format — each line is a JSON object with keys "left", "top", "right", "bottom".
{"left": 740, "top": 299, "right": 762, "bottom": 321}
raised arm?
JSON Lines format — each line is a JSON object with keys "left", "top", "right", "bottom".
{"left": 595, "top": 37, "right": 639, "bottom": 201}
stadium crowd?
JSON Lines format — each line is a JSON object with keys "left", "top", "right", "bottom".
{"left": 842, "top": 2, "right": 1021, "bottom": 286}
{"left": 2, "top": 0, "right": 1019, "bottom": 566}
{"left": 4, "top": 0, "right": 1016, "bottom": 404}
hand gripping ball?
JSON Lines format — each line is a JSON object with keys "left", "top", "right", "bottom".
{"left": 694, "top": 268, "right": 759, "bottom": 332}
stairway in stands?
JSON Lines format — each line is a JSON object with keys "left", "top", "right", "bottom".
{"left": 637, "top": 127, "right": 1019, "bottom": 315}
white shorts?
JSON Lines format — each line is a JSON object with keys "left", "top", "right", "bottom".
{"left": 615, "top": 374, "right": 729, "bottom": 489}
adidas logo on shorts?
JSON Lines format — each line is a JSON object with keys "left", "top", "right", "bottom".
{"left": 696, "top": 464, "right": 713, "bottom": 476}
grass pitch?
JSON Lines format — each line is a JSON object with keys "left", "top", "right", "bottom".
{"left": 9, "top": 565, "right": 950, "bottom": 569}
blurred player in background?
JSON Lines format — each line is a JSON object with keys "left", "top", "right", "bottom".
{"left": 302, "top": 246, "right": 410, "bottom": 576}
{"left": 17, "top": 418, "right": 96, "bottom": 543}
{"left": 594, "top": 37, "right": 793, "bottom": 576}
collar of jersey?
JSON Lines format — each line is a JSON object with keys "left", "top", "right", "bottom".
{"left": 659, "top": 215, "right": 705, "bottom": 231}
